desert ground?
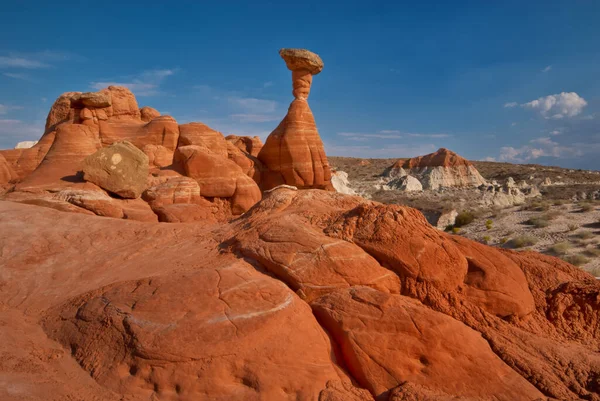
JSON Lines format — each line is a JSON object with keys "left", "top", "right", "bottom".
{"left": 330, "top": 156, "right": 600, "bottom": 277}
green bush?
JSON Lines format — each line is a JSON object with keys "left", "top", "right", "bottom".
{"left": 454, "top": 211, "right": 475, "bottom": 227}
{"left": 482, "top": 235, "right": 491, "bottom": 244}
{"left": 561, "top": 254, "right": 590, "bottom": 266}
{"left": 574, "top": 231, "right": 595, "bottom": 240}
{"left": 485, "top": 219, "right": 493, "bottom": 230}
{"left": 548, "top": 242, "right": 571, "bottom": 255}
{"left": 522, "top": 201, "right": 550, "bottom": 212}
{"left": 509, "top": 235, "right": 538, "bottom": 248}
{"left": 526, "top": 217, "right": 550, "bottom": 228}
{"left": 499, "top": 237, "right": 508, "bottom": 244}
{"left": 452, "top": 227, "right": 461, "bottom": 234}
{"left": 544, "top": 210, "right": 563, "bottom": 220}
{"left": 583, "top": 247, "right": 600, "bottom": 257}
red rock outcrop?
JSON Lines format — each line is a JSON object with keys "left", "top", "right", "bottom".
{"left": 1, "top": 182, "right": 599, "bottom": 400}
{"left": 226, "top": 134, "right": 264, "bottom": 157}
{"left": 386, "top": 148, "right": 486, "bottom": 190}
{"left": 258, "top": 48, "right": 332, "bottom": 190}
{"left": 174, "top": 145, "right": 261, "bottom": 214}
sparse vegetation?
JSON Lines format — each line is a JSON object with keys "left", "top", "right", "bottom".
{"left": 579, "top": 203, "right": 594, "bottom": 212}
{"left": 452, "top": 227, "right": 461, "bottom": 234}
{"left": 584, "top": 247, "right": 600, "bottom": 257}
{"left": 485, "top": 219, "right": 493, "bottom": 230}
{"left": 499, "top": 237, "right": 508, "bottom": 244}
{"left": 482, "top": 235, "right": 491, "bottom": 244}
{"left": 544, "top": 210, "right": 563, "bottom": 220}
{"left": 561, "top": 254, "right": 590, "bottom": 266}
{"left": 548, "top": 242, "right": 571, "bottom": 255}
{"left": 574, "top": 231, "right": 595, "bottom": 240}
{"left": 522, "top": 200, "right": 550, "bottom": 212}
{"left": 454, "top": 211, "right": 475, "bottom": 227}
{"left": 526, "top": 216, "right": 550, "bottom": 228}
{"left": 509, "top": 235, "right": 538, "bottom": 249}
{"left": 586, "top": 266, "right": 600, "bottom": 277}
{"left": 567, "top": 223, "right": 579, "bottom": 232}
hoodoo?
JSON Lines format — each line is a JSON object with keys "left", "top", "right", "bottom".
{"left": 258, "top": 48, "right": 333, "bottom": 190}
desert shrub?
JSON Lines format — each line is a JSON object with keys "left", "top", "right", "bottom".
{"left": 553, "top": 199, "right": 567, "bottom": 206}
{"left": 454, "top": 211, "right": 475, "bottom": 227}
{"left": 583, "top": 247, "right": 600, "bottom": 257}
{"left": 567, "top": 224, "right": 579, "bottom": 232}
{"left": 580, "top": 203, "right": 594, "bottom": 212}
{"left": 526, "top": 216, "right": 550, "bottom": 228}
{"left": 509, "top": 235, "right": 538, "bottom": 248}
{"left": 561, "top": 254, "right": 590, "bottom": 266}
{"left": 482, "top": 235, "right": 491, "bottom": 244}
{"left": 522, "top": 200, "right": 550, "bottom": 212}
{"left": 574, "top": 231, "right": 595, "bottom": 240}
{"left": 548, "top": 242, "right": 571, "bottom": 255}
{"left": 452, "top": 227, "right": 461, "bottom": 234}
{"left": 485, "top": 219, "right": 493, "bottom": 230}
{"left": 544, "top": 210, "right": 563, "bottom": 220}
{"left": 586, "top": 266, "right": 600, "bottom": 277}
{"left": 445, "top": 225, "right": 454, "bottom": 232}
{"left": 499, "top": 237, "right": 508, "bottom": 244}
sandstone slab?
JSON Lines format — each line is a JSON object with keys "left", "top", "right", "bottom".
{"left": 82, "top": 141, "right": 149, "bottom": 198}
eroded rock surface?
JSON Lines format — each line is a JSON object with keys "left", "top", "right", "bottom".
{"left": 258, "top": 48, "right": 332, "bottom": 190}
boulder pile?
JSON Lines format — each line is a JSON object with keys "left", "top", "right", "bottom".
{"left": 0, "top": 48, "right": 334, "bottom": 222}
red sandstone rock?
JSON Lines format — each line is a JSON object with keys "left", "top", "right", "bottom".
{"left": 82, "top": 141, "right": 149, "bottom": 199}
{"left": 174, "top": 145, "right": 261, "bottom": 214}
{"left": 226, "top": 134, "right": 264, "bottom": 157}
{"left": 0, "top": 153, "right": 17, "bottom": 184}
{"left": 258, "top": 48, "right": 332, "bottom": 190}
{"left": 178, "top": 122, "right": 228, "bottom": 157}
{"left": 403, "top": 148, "right": 472, "bottom": 169}
{"left": 139, "top": 106, "right": 160, "bottom": 122}
{"left": 226, "top": 141, "right": 263, "bottom": 183}
{"left": 312, "top": 287, "right": 544, "bottom": 400}
{"left": 16, "top": 124, "right": 101, "bottom": 191}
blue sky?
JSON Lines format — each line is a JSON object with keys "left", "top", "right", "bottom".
{"left": 1, "top": 1, "right": 599, "bottom": 169}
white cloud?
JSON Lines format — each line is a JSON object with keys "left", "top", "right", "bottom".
{"left": 90, "top": 69, "right": 177, "bottom": 97}
{"left": 263, "top": 81, "right": 274, "bottom": 88}
{"left": 0, "top": 104, "right": 23, "bottom": 115}
{"left": 407, "top": 133, "right": 450, "bottom": 138}
{"left": 541, "top": 65, "right": 552, "bottom": 73}
{"left": 338, "top": 132, "right": 403, "bottom": 141}
{"left": 337, "top": 131, "right": 450, "bottom": 141}
{"left": 3, "top": 72, "right": 31, "bottom": 80}
{"left": 227, "top": 97, "right": 277, "bottom": 113}
{"left": 522, "top": 92, "right": 587, "bottom": 119}
{"left": 0, "top": 119, "right": 43, "bottom": 148}
{"left": 504, "top": 102, "right": 518, "bottom": 108}
{"left": 0, "top": 51, "right": 77, "bottom": 69}
{"left": 230, "top": 113, "right": 280, "bottom": 123}
{"left": 511, "top": 122, "right": 517, "bottom": 127}
{"left": 324, "top": 142, "right": 437, "bottom": 158}
{"left": 499, "top": 136, "right": 583, "bottom": 162}
{"left": 481, "top": 156, "right": 496, "bottom": 162}
{"left": 549, "top": 129, "right": 562, "bottom": 136}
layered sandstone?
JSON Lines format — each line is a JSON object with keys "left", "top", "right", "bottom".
{"left": 258, "top": 48, "right": 332, "bottom": 190}
{"left": 1, "top": 187, "right": 599, "bottom": 400}
{"left": 387, "top": 148, "right": 486, "bottom": 190}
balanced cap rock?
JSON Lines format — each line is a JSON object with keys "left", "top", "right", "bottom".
{"left": 258, "top": 48, "right": 332, "bottom": 190}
